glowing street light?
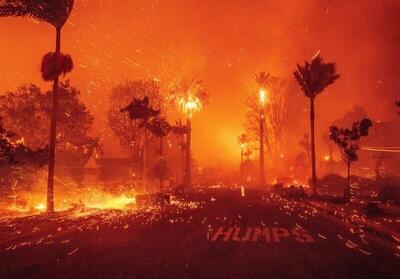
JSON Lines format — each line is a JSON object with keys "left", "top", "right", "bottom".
{"left": 258, "top": 87, "right": 269, "bottom": 186}
{"left": 259, "top": 88, "right": 268, "bottom": 107}
{"left": 255, "top": 71, "right": 271, "bottom": 187}
{"left": 237, "top": 134, "right": 249, "bottom": 183}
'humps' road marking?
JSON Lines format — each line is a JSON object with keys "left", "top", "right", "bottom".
{"left": 209, "top": 227, "right": 314, "bottom": 243}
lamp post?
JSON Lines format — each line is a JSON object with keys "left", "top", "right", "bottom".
{"left": 237, "top": 133, "right": 248, "bottom": 183}
{"left": 259, "top": 88, "right": 267, "bottom": 186}
{"left": 240, "top": 143, "right": 245, "bottom": 179}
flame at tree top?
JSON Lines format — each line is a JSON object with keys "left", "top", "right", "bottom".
{"left": 178, "top": 94, "right": 203, "bottom": 118}
{"left": 170, "top": 78, "right": 209, "bottom": 119}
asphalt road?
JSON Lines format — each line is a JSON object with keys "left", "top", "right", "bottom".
{"left": 0, "top": 187, "right": 399, "bottom": 279}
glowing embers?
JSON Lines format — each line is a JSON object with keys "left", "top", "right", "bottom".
{"left": 84, "top": 193, "right": 136, "bottom": 210}
{"left": 209, "top": 226, "right": 314, "bottom": 243}
{"left": 4, "top": 187, "right": 138, "bottom": 216}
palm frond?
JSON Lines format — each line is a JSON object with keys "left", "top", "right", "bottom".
{"left": 0, "top": 0, "right": 74, "bottom": 28}
{"left": 294, "top": 55, "right": 340, "bottom": 98}
{"left": 41, "top": 52, "right": 73, "bottom": 81}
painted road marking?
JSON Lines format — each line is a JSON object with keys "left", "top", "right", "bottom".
{"left": 209, "top": 226, "right": 314, "bottom": 243}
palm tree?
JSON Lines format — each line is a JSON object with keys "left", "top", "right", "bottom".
{"left": 145, "top": 118, "right": 171, "bottom": 205}
{"left": 171, "top": 120, "right": 190, "bottom": 187}
{"left": 171, "top": 78, "right": 208, "bottom": 190}
{"left": 294, "top": 55, "right": 340, "bottom": 196}
{"left": 0, "top": 0, "right": 75, "bottom": 214}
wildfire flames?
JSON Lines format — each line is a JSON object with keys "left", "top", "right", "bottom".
{"left": 178, "top": 95, "right": 202, "bottom": 118}
{"left": 5, "top": 187, "right": 137, "bottom": 216}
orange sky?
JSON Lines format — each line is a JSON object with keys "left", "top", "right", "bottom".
{"left": 0, "top": 0, "right": 399, "bottom": 168}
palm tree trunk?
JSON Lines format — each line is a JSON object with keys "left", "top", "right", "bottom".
{"left": 259, "top": 110, "right": 265, "bottom": 186}
{"left": 184, "top": 118, "right": 192, "bottom": 190}
{"left": 310, "top": 97, "right": 317, "bottom": 196}
{"left": 47, "top": 27, "right": 61, "bottom": 214}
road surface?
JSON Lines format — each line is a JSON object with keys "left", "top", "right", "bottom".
{"left": 0, "top": 187, "right": 399, "bottom": 279}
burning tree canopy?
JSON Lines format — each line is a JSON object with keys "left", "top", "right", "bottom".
{"left": 169, "top": 78, "right": 209, "bottom": 119}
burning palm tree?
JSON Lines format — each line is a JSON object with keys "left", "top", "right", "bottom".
{"left": 0, "top": 0, "right": 75, "bottom": 214}
{"left": 170, "top": 79, "right": 208, "bottom": 191}
{"left": 294, "top": 55, "right": 340, "bottom": 196}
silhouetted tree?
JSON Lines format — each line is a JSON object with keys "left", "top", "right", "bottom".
{"left": 0, "top": 118, "right": 47, "bottom": 193}
{"left": 0, "top": 0, "right": 75, "bottom": 213}
{"left": 329, "top": 118, "right": 373, "bottom": 198}
{"left": 121, "top": 96, "right": 160, "bottom": 122}
{"left": 0, "top": 82, "right": 96, "bottom": 185}
{"left": 0, "top": 119, "right": 18, "bottom": 167}
{"left": 120, "top": 92, "right": 161, "bottom": 183}
{"left": 294, "top": 55, "right": 340, "bottom": 196}
{"left": 109, "top": 81, "right": 162, "bottom": 181}
{"left": 0, "top": 82, "right": 96, "bottom": 159}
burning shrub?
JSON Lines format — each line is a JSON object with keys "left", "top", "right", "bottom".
{"left": 378, "top": 185, "right": 400, "bottom": 205}
{"left": 282, "top": 185, "right": 306, "bottom": 199}
{"left": 272, "top": 183, "right": 284, "bottom": 194}
{"left": 317, "top": 174, "right": 347, "bottom": 195}
{"left": 363, "top": 202, "right": 384, "bottom": 217}
{"left": 41, "top": 52, "right": 73, "bottom": 81}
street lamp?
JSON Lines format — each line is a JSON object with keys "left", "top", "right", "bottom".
{"left": 259, "top": 88, "right": 267, "bottom": 107}
{"left": 259, "top": 87, "right": 268, "bottom": 186}
{"left": 237, "top": 133, "right": 249, "bottom": 183}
